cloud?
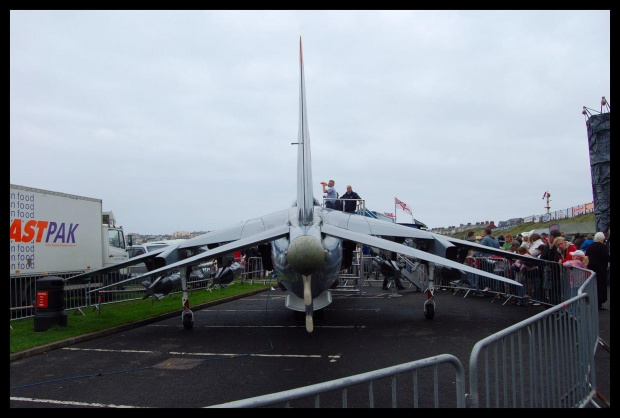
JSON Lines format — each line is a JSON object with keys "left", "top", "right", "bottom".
{"left": 10, "top": 10, "right": 609, "bottom": 234}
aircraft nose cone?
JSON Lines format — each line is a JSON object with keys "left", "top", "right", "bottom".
{"left": 287, "top": 236, "right": 325, "bottom": 276}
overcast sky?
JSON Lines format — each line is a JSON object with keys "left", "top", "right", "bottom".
{"left": 10, "top": 10, "right": 610, "bottom": 235}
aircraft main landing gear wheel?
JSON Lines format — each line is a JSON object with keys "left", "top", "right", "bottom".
{"left": 424, "top": 302, "right": 435, "bottom": 319}
{"left": 182, "top": 310, "right": 194, "bottom": 329}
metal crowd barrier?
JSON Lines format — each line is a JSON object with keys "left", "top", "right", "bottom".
{"left": 208, "top": 354, "right": 467, "bottom": 408}
{"left": 243, "top": 257, "right": 268, "bottom": 284}
{"left": 9, "top": 260, "right": 264, "bottom": 320}
{"left": 467, "top": 267, "right": 598, "bottom": 408}
{"left": 333, "top": 249, "right": 363, "bottom": 292}
{"left": 437, "top": 256, "right": 570, "bottom": 309}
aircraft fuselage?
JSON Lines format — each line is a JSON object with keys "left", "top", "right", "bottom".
{"left": 272, "top": 206, "right": 342, "bottom": 305}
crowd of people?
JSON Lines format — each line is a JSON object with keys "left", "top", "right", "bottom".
{"left": 315, "top": 179, "right": 609, "bottom": 308}
{"left": 466, "top": 228, "right": 610, "bottom": 310}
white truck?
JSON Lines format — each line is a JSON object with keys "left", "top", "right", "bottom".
{"left": 9, "top": 184, "right": 129, "bottom": 314}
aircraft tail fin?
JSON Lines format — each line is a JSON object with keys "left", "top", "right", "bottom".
{"left": 297, "top": 37, "right": 314, "bottom": 225}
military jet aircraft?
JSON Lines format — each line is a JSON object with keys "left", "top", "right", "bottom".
{"left": 69, "top": 38, "right": 531, "bottom": 334}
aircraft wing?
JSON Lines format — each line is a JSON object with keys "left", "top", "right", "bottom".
{"left": 176, "top": 209, "right": 291, "bottom": 250}
{"left": 91, "top": 224, "right": 290, "bottom": 293}
{"left": 438, "top": 234, "right": 547, "bottom": 264}
{"left": 324, "top": 210, "right": 544, "bottom": 264}
{"left": 66, "top": 246, "right": 174, "bottom": 282}
{"left": 322, "top": 211, "right": 454, "bottom": 258}
{"left": 324, "top": 211, "right": 436, "bottom": 240}
{"left": 320, "top": 223, "right": 522, "bottom": 287}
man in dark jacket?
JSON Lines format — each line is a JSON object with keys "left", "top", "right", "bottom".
{"left": 585, "top": 232, "right": 610, "bottom": 310}
{"left": 340, "top": 185, "right": 362, "bottom": 213}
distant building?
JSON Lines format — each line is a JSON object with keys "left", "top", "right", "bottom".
{"left": 484, "top": 222, "right": 497, "bottom": 230}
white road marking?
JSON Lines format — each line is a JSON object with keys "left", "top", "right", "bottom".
{"left": 328, "top": 354, "right": 341, "bottom": 363}
{"left": 10, "top": 396, "right": 145, "bottom": 408}
{"left": 147, "top": 324, "right": 365, "bottom": 329}
{"left": 198, "top": 309, "right": 284, "bottom": 312}
{"left": 62, "top": 347, "right": 325, "bottom": 359}
{"left": 169, "top": 352, "right": 322, "bottom": 358}
{"left": 63, "top": 347, "right": 157, "bottom": 354}
{"left": 198, "top": 308, "right": 379, "bottom": 312}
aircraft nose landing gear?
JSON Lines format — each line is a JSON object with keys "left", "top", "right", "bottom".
{"left": 424, "top": 263, "right": 436, "bottom": 319}
{"left": 423, "top": 289, "right": 435, "bottom": 319}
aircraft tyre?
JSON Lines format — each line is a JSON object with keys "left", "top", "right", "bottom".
{"left": 182, "top": 311, "right": 194, "bottom": 329}
{"left": 424, "top": 303, "right": 435, "bottom": 320}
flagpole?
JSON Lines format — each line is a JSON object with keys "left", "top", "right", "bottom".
{"left": 394, "top": 198, "right": 397, "bottom": 223}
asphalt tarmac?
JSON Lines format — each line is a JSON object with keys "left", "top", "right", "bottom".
{"left": 10, "top": 284, "right": 610, "bottom": 408}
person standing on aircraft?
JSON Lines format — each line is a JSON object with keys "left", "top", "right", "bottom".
{"left": 340, "top": 185, "right": 362, "bottom": 213}
{"left": 322, "top": 180, "right": 338, "bottom": 209}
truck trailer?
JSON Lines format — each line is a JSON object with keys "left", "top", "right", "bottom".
{"left": 10, "top": 184, "right": 129, "bottom": 318}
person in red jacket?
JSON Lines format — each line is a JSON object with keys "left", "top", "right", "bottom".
{"left": 555, "top": 237, "right": 577, "bottom": 264}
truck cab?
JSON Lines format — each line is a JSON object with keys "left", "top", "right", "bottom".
{"left": 102, "top": 211, "right": 129, "bottom": 269}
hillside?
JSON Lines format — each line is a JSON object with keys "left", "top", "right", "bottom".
{"left": 445, "top": 212, "right": 596, "bottom": 240}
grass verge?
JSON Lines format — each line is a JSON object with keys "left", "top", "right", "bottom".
{"left": 10, "top": 281, "right": 272, "bottom": 356}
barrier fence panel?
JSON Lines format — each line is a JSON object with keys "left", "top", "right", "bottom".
{"left": 10, "top": 260, "right": 264, "bottom": 320}
{"left": 207, "top": 354, "right": 466, "bottom": 408}
{"left": 243, "top": 257, "right": 265, "bottom": 284}
{"left": 432, "top": 256, "right": 566, "bottom": 309}
{"left": 467, "top": 268, "right": 598, "bottom": 408}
